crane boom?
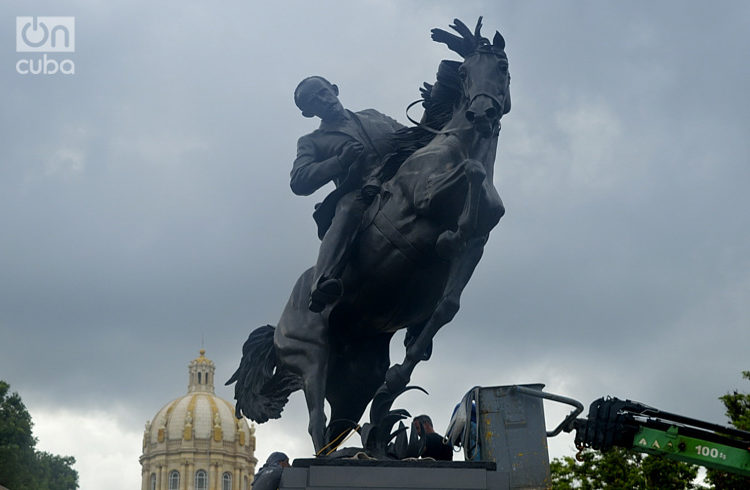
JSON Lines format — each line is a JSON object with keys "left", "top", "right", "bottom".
{"left": 568, "top": 397, "right": 750, "bottom": 477}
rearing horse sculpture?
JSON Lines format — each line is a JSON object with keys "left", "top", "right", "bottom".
{"left": 228, "top": 18, "right": 511, "bottom": 454}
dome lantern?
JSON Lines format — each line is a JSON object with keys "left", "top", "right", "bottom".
{"left": 188, "top": 349, "right": 215, "bottom": 393}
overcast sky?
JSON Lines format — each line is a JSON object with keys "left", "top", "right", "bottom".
{"left": 2, "top": 1, "right": 749, "bottom": 489}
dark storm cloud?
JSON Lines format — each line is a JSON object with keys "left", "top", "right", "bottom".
{"left": 1, "top": 1, "right": 749, "bottom": 484}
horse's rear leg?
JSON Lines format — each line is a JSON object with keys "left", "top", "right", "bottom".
{"left": 303, "top": 362, "right": 328, "bottom": 454}
{"left": 325, "top": 333, "right": 392, "bottom": 452}
{"left": 275, "top": 267, "right": 330, "bottom": 454}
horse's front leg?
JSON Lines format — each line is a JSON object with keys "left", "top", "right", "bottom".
{"left": 435, "top": 159, "right": 486, "bottom": 257}
{"left": 386, "top": 236, "right": 488, "bottom": 391}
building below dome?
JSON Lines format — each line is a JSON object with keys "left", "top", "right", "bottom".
{"left": 140, "top": 349, "right": 257, "bottom": 490}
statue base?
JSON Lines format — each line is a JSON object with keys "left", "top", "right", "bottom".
{"left": 279, "top": 458, "right": 511, "bottom": 490}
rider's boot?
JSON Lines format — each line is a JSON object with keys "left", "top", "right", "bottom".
{"left": 309, "top": 228, "right": 348, "bottom": 313}
{"left": 308, "top": 192, "right": 368, "bottom": 312}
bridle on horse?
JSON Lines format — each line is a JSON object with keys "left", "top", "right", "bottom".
{"left": 405, "top": 97, "right": 502, "bottom": 136}
{"left": 405, "top": 48, "right": 507, "bottom": 136}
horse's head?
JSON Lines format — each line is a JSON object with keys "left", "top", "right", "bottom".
{"left": 432, "top": 17, "right": 511, "bottom": 136}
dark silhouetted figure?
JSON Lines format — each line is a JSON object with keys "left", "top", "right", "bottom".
{"left": 413, "top": 415, "right": 453, "bottom": 461}
{"left": 252, "top": 451, "right": 290, "bottom": 490}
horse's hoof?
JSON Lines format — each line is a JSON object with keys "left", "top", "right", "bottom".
{"left": 385, "top": 364, "right": 409, "bottom": 392}
{"left": 435, "top": 231, "right": 463, "bottom": 258}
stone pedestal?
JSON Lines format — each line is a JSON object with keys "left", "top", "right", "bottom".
{"left": 279, "top": 459, "right": 508, "bottom": 490}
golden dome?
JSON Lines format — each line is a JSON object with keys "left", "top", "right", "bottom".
{"left": 143, "top": 350, "right": 254, "bottom": 446}
{"left": 147, "top": 392, "right": 250, "bottom": 445}
{"left": 140, "top": 349, "right": 257, "bottom": 490}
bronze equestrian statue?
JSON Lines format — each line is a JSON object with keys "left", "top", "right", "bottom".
{"left": 228, "top": 17, "right": 511, "bottom": 455}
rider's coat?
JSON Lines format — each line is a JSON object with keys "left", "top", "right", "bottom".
{"left": 291, "top": 109, "right": 403, "bottom": 237}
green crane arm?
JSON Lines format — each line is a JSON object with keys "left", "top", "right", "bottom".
{"left": 568, "top": 397, "right": 750, "bottom": 477}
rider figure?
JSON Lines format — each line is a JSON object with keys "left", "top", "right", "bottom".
{"left": 291, "top": 76, "right": 403, "bottom": 312}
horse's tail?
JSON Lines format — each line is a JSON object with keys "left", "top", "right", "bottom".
{"left": 225, "top": 325, "right": 302, "bottom": 423}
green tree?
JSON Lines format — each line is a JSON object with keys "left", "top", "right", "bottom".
{"left": 0, "top": 380, "right": 79, "bottom": 490}
{"left": 551, "top": 446, "right": 699, "bottom": 489}
{"left": 705, "top": 370, "right": 750, "bottom": 490}
{"left": 35, "top": 452, "right": 79, "bottom": 490}
{"left": 640, "top": 451, "right": 700, "bottom": 489}
{"left": 0, "top": 380, "right": 37, "bottom": 489}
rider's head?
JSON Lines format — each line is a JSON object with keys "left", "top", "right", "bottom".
{"left": 294, "top": 76, "right": 345, "bottom": 121}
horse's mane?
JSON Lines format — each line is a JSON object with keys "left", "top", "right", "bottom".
{"left": 381, "top": 60, "right": 461, "bottom": 181}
